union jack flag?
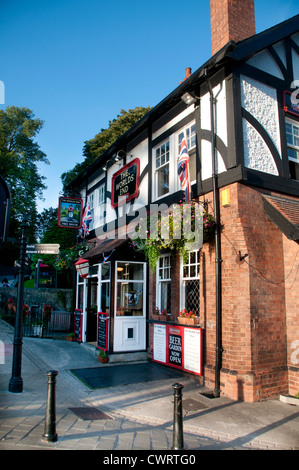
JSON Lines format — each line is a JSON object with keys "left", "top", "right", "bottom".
{"left": 81, "top": 204, "right": 92, "bottom": 237}
{"left": 178, "top": 136, "right": 191, "bottom": 202}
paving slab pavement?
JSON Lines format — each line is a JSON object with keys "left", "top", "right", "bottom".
{"left": 0, "top": 320, "right": 298, "bottom": 452}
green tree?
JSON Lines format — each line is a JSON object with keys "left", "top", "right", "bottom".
{"left": 0, "top": 106, "right": 49, "bottom": 242}
{"left": 31, "top": 208, "right": 77, "bottom": 288}
{"left": 61, "top": 106, "right": 151, "bottom": 191}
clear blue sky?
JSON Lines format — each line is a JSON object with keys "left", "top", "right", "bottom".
{"left": 0, "top": 0, "right": 298, "bottom": 212}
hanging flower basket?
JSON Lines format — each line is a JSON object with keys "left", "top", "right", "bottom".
{"left": 55, "top": 241, "right": 90, "bottom": 270}
{"left": 130, "top": 203, "right": 216, "bottom": 273}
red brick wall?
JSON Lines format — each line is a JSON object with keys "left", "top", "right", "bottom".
{"left": 283, "top": 236, "right": 299, "bottom": 396}
{"left": 210, "top": 0, "right": 256, "bottom": 55}
{"left": 201, "top": 183, "right": 293, "bottom": 401}
{"left": 147, "top": 182, "right": 298, "bottom": 401}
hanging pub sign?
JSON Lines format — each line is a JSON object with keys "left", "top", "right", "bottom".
{"left": 283, "top": 90, "right": 299, "bottom": 117}
{"left": 111, "top": 158, "right": 140, "bottom": 208}
{"left": 57, "top": 196, "right": 83, "bottom": 229}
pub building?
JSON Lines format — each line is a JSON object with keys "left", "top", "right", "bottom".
{"left": 67, "top": 0, "right": 299, "bottom": 402}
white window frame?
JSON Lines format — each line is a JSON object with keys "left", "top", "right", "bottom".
{"left": 177, "top": 121, "right": 197, "bottom": 184}
{"left": 154, "top": 139, "right": 170, "bottom": 199}
{"left": 180, "top": 250, "right": 200, "bottom": 314}
{"left": 115, "top": 261, "right": 146, "bottom": 318}
{"left": 153, "top": 135, "right": 177, "bottom": 200}
{"left": 285, "top": 118, "right": 299, "bottom": 180}
{"left": 156, "top": 254, "right": 172, "bottom": 313}
{"left": 98, "top": 182, "right": 106, "bottom": 226}
{"left": 87, "top": 193, "right": 94, "bottom": 230}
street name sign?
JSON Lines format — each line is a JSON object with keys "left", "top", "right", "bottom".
{"left": 26, "top": 244, "right": 60, "bottom": 254}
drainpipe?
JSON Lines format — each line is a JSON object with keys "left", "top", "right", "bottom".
{"left": 204, "top": 69, "right": 222, "bottom": 398}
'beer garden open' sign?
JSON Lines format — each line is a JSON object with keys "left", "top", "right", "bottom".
{"left": 111, "top": 158, "right": 140, "bottom": 208}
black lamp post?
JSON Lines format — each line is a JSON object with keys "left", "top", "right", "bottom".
{"left": 9, "top": 217, "right": 29, "bottom": 393}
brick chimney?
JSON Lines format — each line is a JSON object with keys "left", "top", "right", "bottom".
{"left": 210, "top": 0, "right": 256, "bottom": 56}
{"left": 179, "top": 67, "right": 192, "bottom": 85}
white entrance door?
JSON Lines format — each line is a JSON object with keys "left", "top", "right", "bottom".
{"left": 113, "top": 261, "right": 146, "bottom": 352}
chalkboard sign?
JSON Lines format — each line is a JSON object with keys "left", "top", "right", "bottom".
{"left": 97, "top": 312, "right": 109, "bottom": 351}
{"left": 74, "top": 309, "right": 83, "bottom": 342}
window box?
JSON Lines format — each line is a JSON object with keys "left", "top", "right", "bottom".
{"left": 152, "top": 313, "right": 171, "bottom": 321}
{"left": 177, "top": 316, "right": 199, "bottom": 326}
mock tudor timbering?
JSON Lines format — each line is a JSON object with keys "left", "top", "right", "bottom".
{"left": 68, "top": 5, "right": 299, "bottom": 401}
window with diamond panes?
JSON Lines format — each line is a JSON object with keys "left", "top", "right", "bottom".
{"left": 182, "top": 251, "right": 200, "bottom": 316}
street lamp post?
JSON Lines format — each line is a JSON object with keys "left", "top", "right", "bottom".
{"left": 9, "top": 217, "right": 29, "bottom": 393}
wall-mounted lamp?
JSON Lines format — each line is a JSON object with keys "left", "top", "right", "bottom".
{"left": 75, "top": 257, "right": 90, "bottom": 278}
{"left": 103, "top": 163, "right": 108, "bottom": 172}
{"left": 116, "top": 150, "right": 126, "bottom": 161}
{"left": 181, "top": 91, "right": 199, "bottom": 106}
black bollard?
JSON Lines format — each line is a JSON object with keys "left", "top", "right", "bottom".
{"left": 172, "top": 383, "right": 184, "bottom": 450}
{"left": 42, "top": 370, "right": 58, "bottom": 442}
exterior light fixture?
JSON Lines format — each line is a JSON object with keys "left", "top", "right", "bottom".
{"left": 181, "top": 91, "right": 198, "bottom": 106}
{"left": 75, "top": 257, "right": 90, "bottom": 278}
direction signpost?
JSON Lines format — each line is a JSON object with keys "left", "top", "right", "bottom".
{"left": 26, "top": 244, "right": 60, "bottom": 254}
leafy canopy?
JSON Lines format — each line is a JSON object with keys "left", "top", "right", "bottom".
{"left": 61, "top": 106, "right": 151, "bottom": 191}
{"left": 0, "top": 106, "right": 49, "bottom": 241}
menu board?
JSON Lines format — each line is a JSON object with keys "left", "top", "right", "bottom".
{"left": 153, "top": 324, "right": 166, "bottom": 363}
{"left": 184, "top": 328, "right": 202, "bottom": 375}
{"left": 152, "top": 323, "right": 203, "bottom": 376}
{"left": 97, "top": 312, "right": 109, "bottom": 351}
{"left": 74, "top": 309, "right": 83, "bottom": 342}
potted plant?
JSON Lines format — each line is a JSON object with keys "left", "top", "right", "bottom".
{"left": 66, "top": 332, "right": 75, "bottom": 342}
{"left": 97, "top": 349, "right": 109, "bottom": 363}
{"left": 177, "top": 308, "right": 199, "bottom": 326}
{"left": 152, "top": 306, "right": 161, "bottom": 321}
{"left": 160, "top": 308, "right": 171, "bottom": 321}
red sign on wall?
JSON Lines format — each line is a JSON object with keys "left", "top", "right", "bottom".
{"left": 283, "top": 90, "right": 299, "bottom": 117}
{"left": 111, "top": 158, "right": 140, "bottom": 208}
{"left": 152, "top": 323, "right": 203, "bottom": 376}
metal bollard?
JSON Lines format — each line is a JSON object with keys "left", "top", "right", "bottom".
{"left": 42, "top": 370, "right": 58, "bottom": 442}
{"left": 172, "top": 383, "right": 184, "bottom": 450}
